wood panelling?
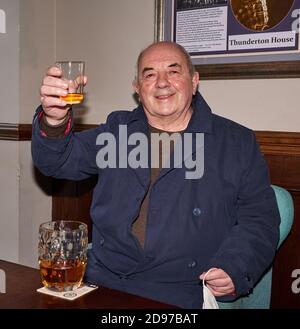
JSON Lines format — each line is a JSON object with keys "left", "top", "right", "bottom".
{"left": 196, "top": 60, "right": 300, "bottom": 80}
{"left": 75, "top": 124, "right": 98, "bottom": 132}
{"left": 256, "top": 131, "right": 300, "bottom": 157}
{"left": 0, "top": 123, "right": 32, "bottom": 141}
{"left": 52, "top": 177, "right": 97, "bottom": 242}
{"left": 255, "top": 132, "right": 300, "bottom": 308}
{"left": 0, "top": 122, "right": 93, "bottom": 141}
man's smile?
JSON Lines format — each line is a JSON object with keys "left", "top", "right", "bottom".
{"left": 155, "top": 93, "right": 175, "bottom": 100}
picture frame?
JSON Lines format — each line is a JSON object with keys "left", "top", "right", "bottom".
{"left": 155, "top": 0, "right": 300, "bottom": 79}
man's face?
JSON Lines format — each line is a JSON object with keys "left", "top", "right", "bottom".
{"left": 134, "top": 44, "right": 199, "bottom": 121}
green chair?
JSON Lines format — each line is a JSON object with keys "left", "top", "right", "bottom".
{"left": 218, "top": 185, "right": 294, "bottom": 309}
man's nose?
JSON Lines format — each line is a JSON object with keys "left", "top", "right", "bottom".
{"left": 155, "top": 72, "right": 170, "bottom": 88}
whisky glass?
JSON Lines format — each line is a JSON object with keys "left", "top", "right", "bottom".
{"left": 38, "top": 220, "right": 88, "bottom": 292}
{"left": 55, "top": 61, "right": 85, "bottom": 104}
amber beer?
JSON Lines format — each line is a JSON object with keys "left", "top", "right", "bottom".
{"left": 39, "top": 259, "right": 86, "bottom": 291}
{"left": 60, "top": 93, "right": 84, "bottom": 105}
{"left": 55, "top": 61, "right": 85, "bottom": 105}
{"left": 38, "top": 220, "right": 88, "bottom": 291}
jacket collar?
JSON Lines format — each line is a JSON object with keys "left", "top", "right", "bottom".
{"left": 127, "top": 91, "right": 213, "bottom": 134}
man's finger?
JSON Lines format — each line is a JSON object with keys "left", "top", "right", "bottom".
{"left": 206, "top": 284, "right": 234, "bottom": 293}
{"left": 199, "top": 267, "right": 219, "bottom": 281}
{"left": 206, "top": 278, "right": 232, "bottom": 287}
{"left": 43, "top": 76, "right": 69, "bottom": 89}
{"left": 204, "top": 269, "right": 228, "bottom": 281}
{"left": 42, "top": 96, "right": 67, "bottom": 108}
{"left": 40, "top": 86, "right": 68, "bottom": 98}
{"left": 209, "top": 289, "right": 233, "bottom": 297}
{"left": 206, "top": 284, "right": 235, "bottom": 296}
{"left": 46, "top": 66, "right": 62, "bottom": 77}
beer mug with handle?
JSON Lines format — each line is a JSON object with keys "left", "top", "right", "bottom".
{"left": 38, "top": 220, "right": 88, "bottom": 292}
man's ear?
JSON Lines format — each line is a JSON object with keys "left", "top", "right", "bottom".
{"left": 132, "top": 79, "right": 139, "bottom": 95}
{"left": 192, "top": 71, "right": 199, "bottom": 95}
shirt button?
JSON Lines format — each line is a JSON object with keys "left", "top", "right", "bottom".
{"left": 193, "top": 208, "right": 201, "bottom": 216}
{"left": 188, "top": 260, "right": 197, "bottom": 268}
{"left": 100, "top": 238, "right": 105, "bottom": 246}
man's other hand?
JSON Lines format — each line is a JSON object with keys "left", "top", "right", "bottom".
{"left": 200, "top": 268, "right": 236, "bottom": 297}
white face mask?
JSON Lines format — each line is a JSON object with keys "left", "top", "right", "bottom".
{"left": 202, "top": 269, "right": 219, "bottom": 309}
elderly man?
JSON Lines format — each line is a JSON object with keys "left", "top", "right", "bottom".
{"left": 32, "top": 41, "right": 280, "bottom": 309}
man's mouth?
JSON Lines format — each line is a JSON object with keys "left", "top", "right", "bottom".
{"left": 155, "top": 93, "right": 174, "bottom": 100}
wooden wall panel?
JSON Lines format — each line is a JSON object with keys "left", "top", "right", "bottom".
{"left": 0, "top": 123, "right": 32, "bottom": 140}
{"left": 52, "top": 177, "right": 97, "bottom": 242}
{"left": 254, "top": 132, "right": 300, "bottom": 308}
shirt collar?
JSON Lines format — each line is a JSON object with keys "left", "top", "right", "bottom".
{"left": 127, "top": 91, "right": 213, "bottom": 134}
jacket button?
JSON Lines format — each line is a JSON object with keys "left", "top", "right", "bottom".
{"left": 193, "top": 208, "right": 201, "bottom": 216}
{"left": 100, "top": 238, "right": 105, "bottom": 246}
{"left": 188, "top": 260, "right": 197, "bottom": 268}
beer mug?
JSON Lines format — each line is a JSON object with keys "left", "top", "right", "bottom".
{"left": 38, "top": 220, "right": 88, "bottom": 292}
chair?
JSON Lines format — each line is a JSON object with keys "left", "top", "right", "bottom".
{"left": 218, "top": 185, "right": 294, "bottom": 309}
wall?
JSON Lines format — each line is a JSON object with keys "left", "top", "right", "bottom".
{"left": 200, "top": 78, "right": 300, "bottom": 132}
{"left": 18, "top": 0, "right": 55, "bottom": 267}
{"left": 0, "top": 141, "right": 19, "bottom": 262}
{"left": 54, "top": 0, "right": 300, "bottom": 132}
{"left": 0, "top": 0, "right": 55, "bottom": 267}
{"left": 55, "top": 0, "right": 155, "bottom": 124}
{"left": 0, "top": 0, "right": 19, "bottom": 263}
{"left": 19, "top": 0, "right": 56, "bottom": 123}
{"left": 0, "top": 0, "right": 19, "bottom": 123}
{"left": 0, "top": 0, "right": 155, "bottom": 268}
{"left": 18, "top": 142, "right": 52, "bottom": 267}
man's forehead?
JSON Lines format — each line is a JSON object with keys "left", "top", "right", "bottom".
{"left": 139, "top": 45, "right": 187, "bottom": 68}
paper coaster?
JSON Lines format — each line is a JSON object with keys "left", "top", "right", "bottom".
{"left": 37, "top": 283, "right": 98, "bottom": 301}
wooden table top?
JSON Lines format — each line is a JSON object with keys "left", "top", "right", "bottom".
{"left": 0, "top": 260, "right": 176, "bottom": 309}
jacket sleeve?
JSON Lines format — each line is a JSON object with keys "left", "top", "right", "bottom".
{"left": 208, "top": 131, "right": 280, "bottom": 300}
{"left": 31, "top": 105, "right": 103, "bottom": 180}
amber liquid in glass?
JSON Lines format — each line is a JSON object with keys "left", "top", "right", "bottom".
{"left": 39, "top": 259, "right": 86, "bottom": 291}
{"left": 60, "top": 93, "right": 84, "bottom": 105}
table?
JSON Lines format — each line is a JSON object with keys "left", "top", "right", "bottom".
{"left": 0, "top": 260, "right": 176, "bottom": 309}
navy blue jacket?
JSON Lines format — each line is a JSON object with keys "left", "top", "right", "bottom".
{"left": 31, "top": 92, "right": 280, "bottom": 308}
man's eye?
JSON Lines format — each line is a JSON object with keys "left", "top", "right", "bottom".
{"left": 169, "top": 70, "right": 179, "bottom": 75}
{"left": 145, "top": 73, "right": 155, "bottom": 79}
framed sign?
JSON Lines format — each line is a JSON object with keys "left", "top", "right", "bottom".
{"left": 155, "top": 0, "right": 300, "bottom": 79}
